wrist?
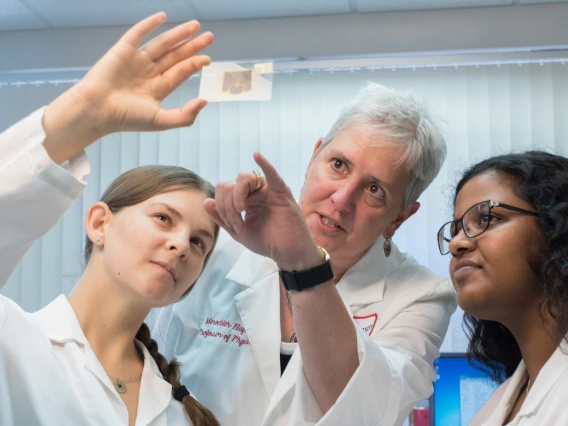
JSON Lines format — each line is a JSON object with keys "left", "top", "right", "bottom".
{"left": 277, "top": 245, "right": 326, "bottom": 272}
{"left": 278, "top": 246, "right": 335, "bottom": 292}
{"left": 42, "top": 88, "right": 104, "bottom": 164}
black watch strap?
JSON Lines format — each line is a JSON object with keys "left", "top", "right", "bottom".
{"left": 279, "top": 247, "right": 335, "bottom": 291}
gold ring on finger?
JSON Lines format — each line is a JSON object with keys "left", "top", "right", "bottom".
{"left": 252, "top": 170, "right": 264, "bottom": 190}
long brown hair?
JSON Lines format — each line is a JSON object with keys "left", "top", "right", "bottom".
{"left": 85, "top": 165, "right": 221, "bottom": 425}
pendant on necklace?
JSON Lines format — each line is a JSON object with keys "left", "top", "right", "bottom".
{"left": 114, "top": 379, "right": 127, "bottom": 394}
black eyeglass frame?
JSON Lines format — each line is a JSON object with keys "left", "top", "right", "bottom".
{"left": 437, "top": 200, "right": 538, "bottom": 255}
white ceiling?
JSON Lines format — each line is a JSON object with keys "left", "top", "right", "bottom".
{"left": 1, "top": 0, "right": 567, "bottom": 31}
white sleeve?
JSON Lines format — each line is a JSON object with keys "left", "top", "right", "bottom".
{"left": 0, "top": 107, "right": 90, "bottom": 289}
{"left": 290, "top": 279, "right": 456, "bottom": 426}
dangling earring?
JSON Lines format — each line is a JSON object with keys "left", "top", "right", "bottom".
{"left": 383, "top": 237, "right": 392, "bottom": 257}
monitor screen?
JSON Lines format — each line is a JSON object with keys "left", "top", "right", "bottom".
{"left": 430, "top": 353, "right": 498, "bottom": 426}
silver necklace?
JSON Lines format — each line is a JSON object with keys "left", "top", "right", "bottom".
{"left": 107, "top": 373, "right": 142, "bottom": 394}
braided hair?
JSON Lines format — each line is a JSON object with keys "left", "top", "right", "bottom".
{"left": 136, "top": 323, "right": 220, "bottom": 426}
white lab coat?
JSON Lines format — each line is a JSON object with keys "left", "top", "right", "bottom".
{"left": 469, "top": 339, "right": 568, "bottom": 426}
{"left": 151, "top": 218, "right": 457, "bottom": 425}
{"left": 0, "top": 109, "right": 191, "bottom": 426}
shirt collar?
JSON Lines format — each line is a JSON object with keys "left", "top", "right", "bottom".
{"left": 336, "top": 235, "right": 402, "bottom": 306}
{"left": 38, "top": 295, "right": 174, "bottom": 423}
{"left": 39, "top": 295, "right": 176, "bottom": 380}
{"left": 38, "top": 294, "right": 88, "bottom": 345}
{"left": 518, "top": 338, "right": 568, "bottom": 416}
{"left": 135, "top": 340, "right": 174, "bottom": 424}
{"left": 135, "top": 339, "right": 171, "bottom": 380}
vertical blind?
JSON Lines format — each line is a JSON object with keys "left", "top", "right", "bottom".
{"left": 1, "top": 63, "right": 567, "bottom": 351}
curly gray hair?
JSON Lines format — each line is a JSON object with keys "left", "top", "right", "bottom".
{"left": 321, "top": 82, "right": 447, "bottom": 206}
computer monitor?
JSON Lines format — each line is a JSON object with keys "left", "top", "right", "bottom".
{"left": 430, "top": 353, "right": 498, "bottom": 426}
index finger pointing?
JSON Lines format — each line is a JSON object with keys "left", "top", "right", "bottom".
{"left": 253, "top": 152, "right": 287, "bottom": 192}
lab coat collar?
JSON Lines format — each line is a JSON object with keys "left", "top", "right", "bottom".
{"left": 38, "top": 294, "right": 88, "bottom": 345}
{"left": 135, "top": 341, "right": 174, "bottom": 424}
{"left": 225, "top": 247, "right": 278, "bottom": 288}
{"left": 225, "top": 235, "right": 398, "bottom": 308}
{"left": 336, "top": 236, "right": 400, "bottom": 307}
{"left": 517, "top": 338, "right": 568, "bottom": 417}
{"left": 39, "top": 296, "right": 126, "bottom": 407}
{"left": 39, "top": 295, "right": 173, "bottom": 424}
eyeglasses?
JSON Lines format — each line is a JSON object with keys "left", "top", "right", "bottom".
{"left": 437, "top": 200, "right": 538, "bottom": 255}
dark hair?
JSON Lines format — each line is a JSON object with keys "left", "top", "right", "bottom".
{"left": 454, "top": 151, "right": 568, "bottom": 384}
{"left": 85, "top": 165, "right": 221, "bottom": 425}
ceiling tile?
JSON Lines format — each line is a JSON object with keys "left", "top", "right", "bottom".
{"left": 21, "top": 0, "right": 197, "bottom": 28}
{"left": 0, "top": 0, "right": 50, "bottom": 31}
{"left": 518, "top": 0, "right": 568, "bottom": 4}
{"left": 191, "top": 0, "right": 350, "bottom": 20}
{"left": 355, "top": 0, "right": 513, "bottom": 12}
{"left": 4, "top": 0, "right": 563, "bottom": 32}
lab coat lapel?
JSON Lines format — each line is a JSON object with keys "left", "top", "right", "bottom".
{"left": 226, "top": 249, "right": 282, "bottom": 400}
{"left": 518, "top": 339, "right": 568, "bottom": 417}
{"left": 40, "top": 295, "right": 172, "bottom": 423}
{"left": 335, "top": 237, "right": 394, "bottom": 308}
{"left": 84, "top": 347, "right": 120, "bottom": 396}
{"left": 135, "top": 342, "right": 173, "bottom": 425}
{"left": 39, "top": 295, "right": 119, "bottom": 397}
{"left": 263, "top": 345, "right": 300, "bottom": 423}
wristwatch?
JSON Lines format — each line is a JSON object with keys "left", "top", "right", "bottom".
{"left": 279, "top": 246, "right": 335, "bottom": 291}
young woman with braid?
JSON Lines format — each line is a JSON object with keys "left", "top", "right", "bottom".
{"left": 0, "top": 12, "right": 221, "bottom": 426}
{"left": 74, "top": 165, "right": 221, "bottom": 425}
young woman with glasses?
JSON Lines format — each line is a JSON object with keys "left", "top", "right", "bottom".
{"left": 437, "top": 151, "right": 568, "bottom": 425}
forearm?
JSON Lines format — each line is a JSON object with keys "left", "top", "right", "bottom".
{"left": 291, "top": 281, "right": 359, "bottom": 413}
{"left": 42, "top": 85, "right": 104, "bottom": 165}
{"left": 0, "top": 130, "right": 88, "bottom": 286}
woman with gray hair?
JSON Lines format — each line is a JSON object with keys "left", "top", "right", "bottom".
{"left": 151, "top": 82, "right": 457, "bottom": 426}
